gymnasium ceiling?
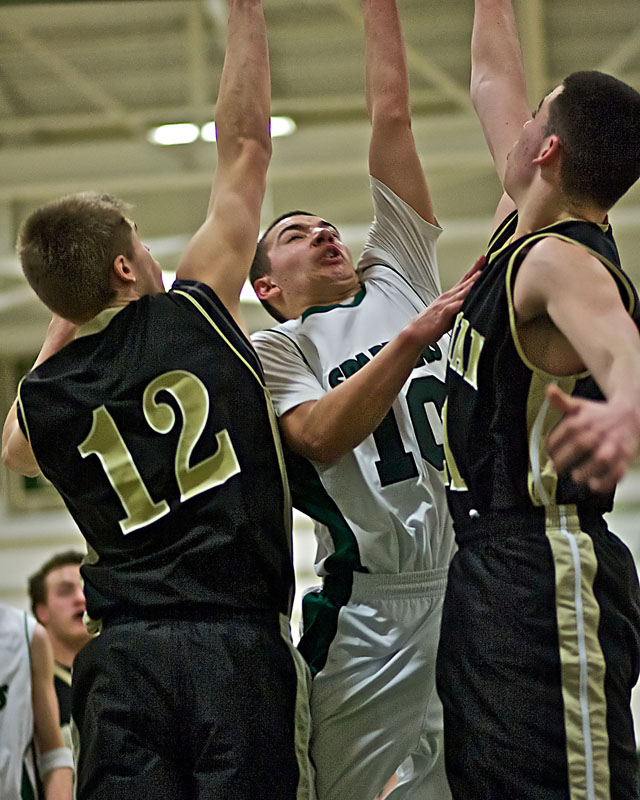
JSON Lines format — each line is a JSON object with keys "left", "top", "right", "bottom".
{"left": 0, "top": 0, "right": 639, "bottom": 355}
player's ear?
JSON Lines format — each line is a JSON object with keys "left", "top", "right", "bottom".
{"left": 112, "top": 254, "right": 136, "bottom": 285}
{"left": 253, "top": 275, "right": 281, "bottom": 302}
{"left": 532, "top": 134, "right": 562, "bottom": 167}
{"left": 34, "top": 603, "right": 49, "bottom": 626}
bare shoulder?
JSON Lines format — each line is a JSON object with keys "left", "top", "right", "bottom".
{"left": 515, "top": 234, "right": 618, "bottom": 324}
{"left": 521, "top": 235, "right": 613, "bottom": 291}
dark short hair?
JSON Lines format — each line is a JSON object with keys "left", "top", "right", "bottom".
{"left": 250, "top": 210, "right": 314, "bottom": 323}
{"left": 28, "top": 550, "right": 84, "bottom": 619}
{"left": 17, "top": 192, "right": 135, "bottom": 323}
{"left": 545, "top": 71, "right": 640, "bottom": 209}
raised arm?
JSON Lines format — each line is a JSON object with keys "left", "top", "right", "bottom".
{"left": 471, "top": 0, "right": 532, "bottom": 185}
{"left": 30, "top": 624, "right": 73, "bottom": 800}
{"left": 364, "top": 0, "right": 435, "bottom": 223}
{"left": 176, "top": 0, "right": 271, "bottom": 322}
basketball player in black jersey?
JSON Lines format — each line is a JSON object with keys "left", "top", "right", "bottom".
{"left": 436, "top": 1, "right": 640, "bottom": 798}
{"left": 1, "top": 2, "right": 314, "bottom": 798}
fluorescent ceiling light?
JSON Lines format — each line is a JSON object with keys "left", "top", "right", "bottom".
{"left": 200, "top": 121, "right": 217, "bottom": 142}
{"left": 201, "top": 116, "right": 296, "bottom": 142}
{"left": 147, "top": 123, "right": 200, "bottom": 146}
{"left": 151, "top": 116, "right": 296, "bottom": 145}
{"left": 270, "top": 116, "right": 296, "bottom": 138}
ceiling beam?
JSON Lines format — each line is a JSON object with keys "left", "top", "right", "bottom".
{"left": 0, "top": 87, "right": 465, "bottom": 138}
{"left": 516, "top": 0, "right": 549, "bottom": 103}
{"left": 330, "top": 0, "right": 469, "bottom": 110}
{"left": 0, "top": 21, "right": 140, "bottom": 133}
{"left": 186, "top": 2, "right": 209, "bottom": 114}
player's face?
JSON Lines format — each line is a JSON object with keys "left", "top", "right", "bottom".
{"left": 504, "top": 85, "right": 563, "bottom": 198}
{"left": 38, "top": 564, "right": 92, "bottom": 652}
{"left": 265, "top": 214, "right": 355, "bottom": 293}
{"left": 127, "top": 222, "right": 164, "bottom": 295}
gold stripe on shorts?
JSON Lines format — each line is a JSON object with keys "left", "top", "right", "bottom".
{"left": 545, "top": 504, "right": 609, "bottom": 800}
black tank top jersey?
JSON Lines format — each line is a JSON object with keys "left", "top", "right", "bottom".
{"left": 18, "top": 281, "right": 293, "bottom": 622}
{"left": 444, "top": 211, "right": 639, "bottom": 526}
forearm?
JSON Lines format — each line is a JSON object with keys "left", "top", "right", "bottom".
{"left": 585, "top": 329, "right": 640, "bottom": 413}
{"left": 472, "top": 0, "right": 524, "bottom": 92}
{"left": 364, "top": 0, "right": 410, "bottom": 123}
{"left": 42, "top": 767, "right": 73, "bottom": 800}
{"left": 214, "top": 0, "right": 271, "bottom": 168}
{"left": 471, "top": 0, "right": 530, "bottom": 177}
{"left": 363, "top": 0, "right": 435, "bottom": 222}
{"left": 285, "top": 323, "right": 431, "bottom": 463}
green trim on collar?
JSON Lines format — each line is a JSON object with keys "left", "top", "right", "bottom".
{"left": 301, "top": 284, "right": 366, "bottom": 322}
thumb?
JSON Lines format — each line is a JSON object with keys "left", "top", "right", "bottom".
{"left": 546, "top": 383, "right": 577, "bottom": 415}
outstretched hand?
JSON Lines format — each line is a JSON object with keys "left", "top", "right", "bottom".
{"left": 545, "top": 383, "right": 640, "bottom": 494}
{"left": 408, "top": 255, "right": 484, "bottom": 346}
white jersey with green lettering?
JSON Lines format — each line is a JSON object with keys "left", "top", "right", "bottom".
{"left": 253, "top": 177, "right": 454, "bottom": 577}
{"left": 0, "top": 605, "right": 38, "bottom": 800}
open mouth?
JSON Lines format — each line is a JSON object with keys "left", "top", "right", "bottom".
{"left": 320, "top": 245, "right": 342, "bottom": 263}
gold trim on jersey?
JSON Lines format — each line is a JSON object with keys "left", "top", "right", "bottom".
{"left": 174, "top": 289, "right": 292, "bottom": 545}
{"left": 83, "top": 544, "right": 103, "bottom": 636}
{"left": 545, "top": 505, "right": 609, "bottom": 800}
{"left": 442, "top": 398, "right": 467, "bottom": 492}
{"left": 16, "top": 376, "right": 32, "bottom": 446}
{"left": 504, "top": 234, "right": 590, "bottom": 379}
{"left": 173, "top": 289, "right": 265, "bottom": 386}
{"left": 53, "top": 661, "right": 72, "bottom": 687}
{"left": 76, "top": 305, "right": 126, "bottom": 339}
{"left": 526, "top": 372, "right": 576, "bottom": 506}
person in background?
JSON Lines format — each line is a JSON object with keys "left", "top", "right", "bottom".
{"left": 28, "top": 551, "right": 92, "bottom": 749}
{"left": 0, "top": 602, "right": 73, "bottom": 800}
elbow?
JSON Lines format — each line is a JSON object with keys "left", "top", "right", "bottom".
{"left": 219, "top": 130, "right": 272, "bottom": 169}
{"left": 1, "top": 442, "right": 40, "bottom": 478}
{"left": 470, "top": 73, "right": 489, "bottom": 112}
{"left": 370, "top": 102, "right": 412, "bottom": 132}
{"left": 292, "top": 430, "right": 347, "bottom": 466}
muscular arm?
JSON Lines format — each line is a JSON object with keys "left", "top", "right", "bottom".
{"left": 30, "top": 625, "right": 73, "bottom": 800}
{"left": 279, "top": 264, "right": 481, "bottom": 463}
{"left": 514, "top": 237, "right": 640, "bottom": 492}
{"left": 364, "top": 0, "right": 435, "bottom": 223}
{"left": 176, "top": 0, "right": 271, "bottom": 324}
{"left": 2, "top": 316, "right": 77, "bottom": 477}
{"left": 471, "top": 0, "right": 531, "bottom": 186}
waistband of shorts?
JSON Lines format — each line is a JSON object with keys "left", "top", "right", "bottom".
{"left": 350, "top": 567, "right": 448, "bottom": 602}
{"left": 100, "top": 604, "right": 283, "bottom": 627}
{"left": 453, "top": 505, "right": 607, "bottom": 548}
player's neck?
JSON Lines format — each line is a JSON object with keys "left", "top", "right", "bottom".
{"left": 296, "top": 278, "right": 362, "bottom": 319}
{"left": 50, "top": 637, "right": 79, "bottom": 669}
{"left": 514, "top": 185, "right": 607, "bottom": 237}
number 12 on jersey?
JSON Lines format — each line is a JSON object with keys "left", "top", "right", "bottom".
{"left": 78, "top": 370, "right": 240, "bottom": 534}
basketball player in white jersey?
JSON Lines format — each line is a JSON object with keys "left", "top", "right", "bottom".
{"left": 249, "top": 1, "right": 479, "bottom": 797}
{"left": 0, "top": 603, "right": 73, "bottom": 800}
